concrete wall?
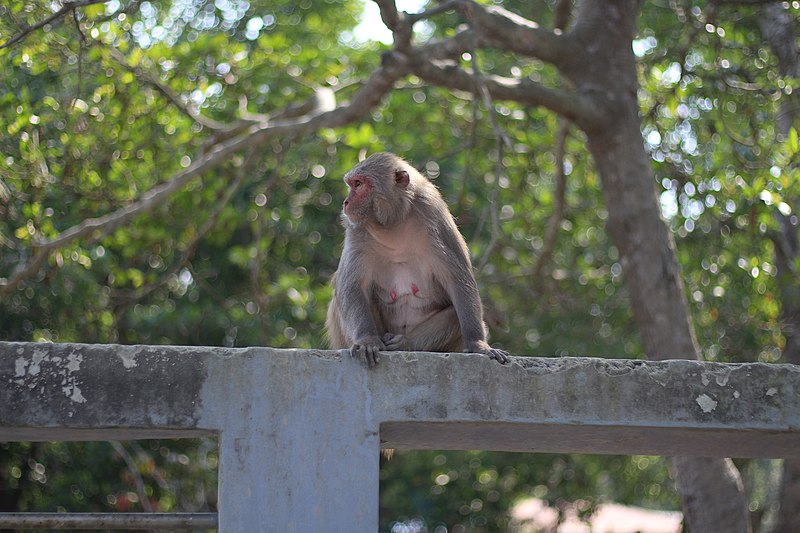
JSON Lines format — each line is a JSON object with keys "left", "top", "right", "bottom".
{"left": 2, "top": 342, "right": 800, "bottom": 530}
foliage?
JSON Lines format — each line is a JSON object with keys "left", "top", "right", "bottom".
{"left": 0, "top": 440, "right": 217, "bottom": 517}
{"left": 0, "top": 0, "right": 798, "bottom": 529}
{"left": 636, "top": 2, "right": 800, "bottom": 365}
{"left": 381, "top": 451, "right": 677, "bottom": 532}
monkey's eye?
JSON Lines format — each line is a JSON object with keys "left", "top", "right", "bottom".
{"left": 351, "top": 180, "right": 362, "bottom": 190}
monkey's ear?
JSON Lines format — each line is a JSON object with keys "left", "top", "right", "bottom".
{"left": 394, "top": 169, "right": 410, "bottom": 188}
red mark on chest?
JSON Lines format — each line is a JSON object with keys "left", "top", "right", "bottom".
{"left": 390, "top": 283, "right": 419, "bottom": 302}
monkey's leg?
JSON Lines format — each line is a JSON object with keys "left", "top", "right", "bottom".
{"left": 325, "top": 297, "right": 349, "bottom": 349}
{"left": 383, "top": 306, "right": 464, "bottom": 352}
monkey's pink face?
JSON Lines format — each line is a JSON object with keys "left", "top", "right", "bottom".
{"left": 343, "top": 174, "right": 373, "bottom": 223}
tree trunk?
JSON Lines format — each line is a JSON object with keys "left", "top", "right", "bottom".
{"left": 571, "top": 2, "right": 751, "bottom": 531}
{"left": 771, "top": 204, "right": 800, "bottom": 533}
{"left": 757, "top": 5, "right": 800, "bottom": 532}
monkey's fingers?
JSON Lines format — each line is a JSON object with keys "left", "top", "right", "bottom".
{"left": 366, "top": 345, "right": 380, "bottom": 367}
{"left": 488, "top": 348, "right": 510, "bottom": 365}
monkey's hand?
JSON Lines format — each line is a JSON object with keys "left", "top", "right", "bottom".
{"left": 381, "top": 332, "right": 409, "bottom": 351}
{"left": 351, "top": 336, "right": 385, "bottom": 368}
{"left": 465, "top": 340, "right": 510, "bottom": 365}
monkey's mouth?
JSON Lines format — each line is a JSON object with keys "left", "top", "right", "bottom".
{"left": 343, "top": 212, "right": 364, "bottom": 226}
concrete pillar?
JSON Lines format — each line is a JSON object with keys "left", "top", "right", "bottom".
{"left": 200, "top": 349, "right": 379, "bottom": 530}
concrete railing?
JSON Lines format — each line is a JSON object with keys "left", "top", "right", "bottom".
{"left": 2, "top": 341, "right": 800, "bottom": 530}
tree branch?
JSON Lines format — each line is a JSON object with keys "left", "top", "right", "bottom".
{"left": 459, "top": 0, "right": 574, "bottom": 66}
{"left": 0, "top": 60, "right": 408, "bottom": 294}
{"left": 0, "top": 0, "right": 107, "bottom": 50}
{"left": 375, "top": 3, "right": 594, "bottom": 125}
{"left": 109, "top": 441, "right": 154, "bottom": 513}
{"left": 373, "top": 0, "right": 413, "bottom": 51}
{"left": 466, "top": 29, "right": 510, "bottom": 273}
{"left": 202, "top": 86, "right": 336, "bottom": 153}
{"left": 408, "top": 0, "right": 460, "bottom": 23}
{"left": 410, "top": 58, "right": 601, "bottom": 127}
{"left": 534, "top": 119, "right": 570, "bottom": 281}
{"left": 373, "top": 0, "right": 400, "bottom": 31}
{"left": 106, "top": 47, "right": 229, "bottom": 131}
{"left": 380, "top": 7, "right": 598, "bottom": 126}
{"left": 474, "top": 135, "right": 506, "bottom": 273}
{"left": 410, "top": 27, "right": 477, "bottom": 61}
{"left": 554, "top": 0, "right": 573, "bottom": 31}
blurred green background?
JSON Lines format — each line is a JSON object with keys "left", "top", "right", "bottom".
{"left": 1, "top": 0, "right": 798, "bottom": 530}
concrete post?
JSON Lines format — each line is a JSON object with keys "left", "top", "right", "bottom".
{"left": 200, "top": 349, "right": 379, "bottom": 530}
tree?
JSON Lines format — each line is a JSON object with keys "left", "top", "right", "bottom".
{"left": 2, "top": 0, "right": 798, "bottom": 530}
{"left": 757, "top": 5, "right": 800, "bottom": 531}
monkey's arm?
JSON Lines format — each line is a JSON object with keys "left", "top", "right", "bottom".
{"left": 334, "top": 253, "right": 385, "bottom": 368}
{"left": 449, "top": 273, "right": 509, "bottom": 363}
{"left": 438, "top": 223, "right": 510, "bottom": 364}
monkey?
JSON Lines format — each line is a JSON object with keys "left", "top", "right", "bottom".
{"left": 325, "top": 152, "right": 510, "bottom": 368}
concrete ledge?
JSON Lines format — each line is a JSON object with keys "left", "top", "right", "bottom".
{"left": 4, "top": 341, "right": 800, "bottom": 530}
{"left": 1, "top": 342, "right": 212, "bottom": 439}
{"left": 2, "top": 342, "right": 800, "bottom": 457}
{"left": 374, "top": 354, "right": 800, "bottom": 458}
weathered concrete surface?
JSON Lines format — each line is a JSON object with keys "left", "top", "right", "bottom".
{"left": 375, "top": 353, "right": 800, "bottom": 457}
{"left": 3, "top": 342, "right": 800, "bottom": 530}
{"left": 0, "top": 342, "right": 212, "bottom": 440}
{"left": 197, "top": 346, "right": 377, "bottom": 531}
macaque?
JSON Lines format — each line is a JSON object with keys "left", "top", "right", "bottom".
{"left": 326, "top": 152, "right": 510, "bottom": 367}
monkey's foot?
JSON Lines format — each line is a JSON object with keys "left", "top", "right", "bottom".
{"left": 466, "top": 341, "right": 511, "bottom": 365}
{"left": 486, "top": 347, "right": 511, "bottom": 365}
{"left": 381, "top": 332, "right": 408, "bottom": 351}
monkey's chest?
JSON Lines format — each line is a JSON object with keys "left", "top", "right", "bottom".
{"left": 373, "top": 261, "right": 444, "bottom": 331}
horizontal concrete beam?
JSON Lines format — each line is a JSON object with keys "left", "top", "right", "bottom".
{"left": 1, "top": 342, "right": 213, "bottom": 440}
{"left": 0, "top": 512, "right": 217, "bottom": 530}
{"left": 375, "top": 354, "right": 800, "bottom": 458}
{"left": 3, "top": 341, "right": 800, "bottom": 530}
{"left": 2, "top": 342, "right": 800, "bottom": 457}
